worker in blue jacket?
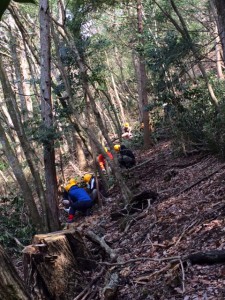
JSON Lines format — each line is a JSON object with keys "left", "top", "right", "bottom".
{"left": 62, "top": 178, "right": 94, "bottom": 223}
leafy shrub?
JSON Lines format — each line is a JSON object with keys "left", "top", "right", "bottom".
{"left": 167, "top": 81, "right": 225, "bottom": 157}
{"left": 0, "top": 195, "right": 34, "bottom": 254}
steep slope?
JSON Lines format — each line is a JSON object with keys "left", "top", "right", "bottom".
{"left": 72, "top": 141, "right": 225, "bottom": 299}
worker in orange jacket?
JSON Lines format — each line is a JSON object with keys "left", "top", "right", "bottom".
{"left": 97, "top": 147, "right": 113, "bottom": 173}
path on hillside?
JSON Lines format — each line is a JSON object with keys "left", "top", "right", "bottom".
{"left": 69, "top": 141, "right": 225, "bottom": 299}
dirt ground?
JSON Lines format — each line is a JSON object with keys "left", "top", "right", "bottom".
{"left": 68, "top": 140, "right": 225, "bottom": 299}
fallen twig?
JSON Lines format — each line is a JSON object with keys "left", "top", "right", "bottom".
{"left": 179, "top": 259, "right": 185, "bottom": 294}
{"left": 85, "top": 230, "right": 118, "bottom": 261}
{"left": 73, "top": 267, "right": 105, "bottom": 300}
{"left": 134, "top": 263, "right": 171, "bottom": 283}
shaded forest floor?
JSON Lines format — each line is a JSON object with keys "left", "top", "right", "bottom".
{"left": 68, "top": 140, "right": 225, "bottom": 300}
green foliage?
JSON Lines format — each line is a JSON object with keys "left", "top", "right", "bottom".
{"left": 0, "top": 195, "right": 34, "bottom": 253}
{"left": 0, "top": 161, "right": 8, "bottom": 171}
{"left": 35, "top": 125, "right": 62, "bottom": 146}
{"left": 167, "top": 80, "right": 225, "bottom": 157}
{"left": 0, "top": 0, "right": 35, "bottom": 20}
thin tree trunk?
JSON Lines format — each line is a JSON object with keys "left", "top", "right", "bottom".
{"left": 132, "top": 50, "right": 143, "bottom": 122}
{"left": 0, "top": 57, "right": 49, "bottom": 232}
{"left": 105, "top": 51, "right": 126, "bottom": 124}
{"left": 154, "top": 0, "right": 219, "bottom": 107}
{"left": 9, "top": 33, "right": 29, "bottom": 121}
{"left": 209, "top": 0, "right": 224, "bottom": 79}
{"left": 137, "top": 0, "right": 152, "bottom": 149}
{"left": 0, "top": 120, "right": 43, "bottom": 231}
{"left": 214, "top": 0, "right": 225, "bottom": 62}
{"left": 39, "top": 0, "right": 60, "bottom": 231}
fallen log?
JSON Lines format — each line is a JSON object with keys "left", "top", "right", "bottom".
{"left": 102, "top": 272, "right": 119, "bottom": 300}
{"left": 85, "top": 230, "right": 117, "bottom": 262}
{"left": 187, "top": 250, "right": 225, "bottom": 265}
{"left": 23, "top": 229, "right": 94, "bottom": 300}
{"left": 0, "top": 245, "right": 31, "bottom": 300}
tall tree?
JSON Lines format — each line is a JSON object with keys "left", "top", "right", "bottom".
{"left": 137, "top": 0, "right": 152, "bottom": 149}
{"left": 39, "top": 0, "right": 59, "bottom": 231}
{"left": 0, "top": 57, "right": 49, "bottom": 232}
{"left": 214, "top": 0, "right": 225, "bottom": 63}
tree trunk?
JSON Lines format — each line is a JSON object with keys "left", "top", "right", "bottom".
{"left": 137, "top": 0, "right": 152, "bottom": 149}
{"left": 214, "top": 0, "right": 225, "bottom": 62}
{"left": 9, "top": 33, "right": 29, "bottom": 121}
{"left": 168, "top": 0, "right": 219, "bottom": 107}
{"left": 0, "top": 120, "right": 43, "bottom": 231}
{"left": 39, "top": 0, "right": 60, "bottom": 231}
{"left": 210, "top": 0, "right": 225, "bottom": 78}
{"left": 153, "top": 0, "right": 219, "bottom": 107}
{"left": 0, "top": 245, "right": 30, "bottom": 300}
{"left": 105, "top": 51, "right": 126, "bottom": 124}
{"left": 0, "top": 57, "right": 49, "bottom": 232}
{"left": 23, "top": 229, "right": 94, "bottom": 299}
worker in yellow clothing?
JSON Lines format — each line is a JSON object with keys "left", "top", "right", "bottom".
{"left": 122, "top": 122, "right": 132, "bottom": 140}
{"left": 82, "top": 173, "right": 107, "bottom": 203}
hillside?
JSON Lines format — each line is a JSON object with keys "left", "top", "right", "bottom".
{"left": 68, "top": 141, "right": 225, "bottom": 299}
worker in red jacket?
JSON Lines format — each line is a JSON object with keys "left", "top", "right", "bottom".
{"left": 97, "top": 147, "right": 113, "bottom": 173}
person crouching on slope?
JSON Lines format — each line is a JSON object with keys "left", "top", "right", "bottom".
{"left": 97, "top": 147, "right": 113, "bottom": 174}
{"left": 82, "top": 173, "right": 98, "bottom": 202}
{"left": 63, "top": 178, "right": 94, "bottom": 223}
{"left": 82, "top": 173, "right": 107, "bottom": 203}
{"left": 114, "top": 144, "right": 136, "bottom": 169}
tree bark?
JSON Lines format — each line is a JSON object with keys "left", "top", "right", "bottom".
{"left": 137, "top": 0, "right": 152, "bottom": 149}
{"left": 23, "top": 229, "right": 94, "bottom": 299}
{"left": 0, "top": 118, "right": 43, "bottom": 231}
{"left": 214, "top": 0, "right": 225, "bottom": 62}
{"left": 0, "top": 245, "right": 30, "bottom": 300}
{"left": 0, "top": 57, "right": 49, "bottom": 232}
{"left": 153, "top": 0, "right": 219, "bottom": 108}
{"left": 39, "top": 0, "right": 60, "bottom": 231}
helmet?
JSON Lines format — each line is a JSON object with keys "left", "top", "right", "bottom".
{"left": 83, "top": 173, "right": 92, "bottom": 183}
{"left": 64, "top": 178, "right": 77, "bottom": 192}
{"left": 114, "top": 144, "right": 121, "bottom": 152}
{"left": 124, "top": 123, "right": 129, "bottom": 128}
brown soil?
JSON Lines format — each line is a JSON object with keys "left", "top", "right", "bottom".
{"left": 71, "top": 140, "right": 225, "bottom": 299}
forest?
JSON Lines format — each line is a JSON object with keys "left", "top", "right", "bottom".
{"left": 1, "top": 0, "right": 225, "bottom": 299}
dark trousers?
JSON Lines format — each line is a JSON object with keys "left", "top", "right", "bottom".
{"left": 118, "top": 156, "right": 135, "bottom": 169}
{"left": 69, "top": 200, "right": 93, "bottom": 215}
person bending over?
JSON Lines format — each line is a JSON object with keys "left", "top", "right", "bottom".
{"left": 114, "top": 144, "right": 136, "bottom": 169}
{"left": 62, "top": 178, "right": 94, "bottom": 223}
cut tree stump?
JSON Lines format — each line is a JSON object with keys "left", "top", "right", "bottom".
{"left": 23, "top": 229, "right": 95, "bottom": 300}
{"left": 0, "top": 245, "right": 31, "bottom": 300}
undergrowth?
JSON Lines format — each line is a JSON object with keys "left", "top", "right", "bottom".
{"left": 0, "top": 195, "right": 34, "bottom": 254}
